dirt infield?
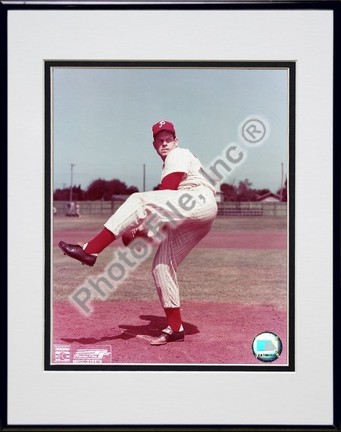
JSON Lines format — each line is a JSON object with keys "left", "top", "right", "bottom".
{"left": 53, "top": 300, "right": 287, "bottom": 365}
{"left": 51, "top": 215, "right": 289, "bottom": 367}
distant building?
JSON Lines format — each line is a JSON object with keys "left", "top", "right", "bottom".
{"left": 256, "top": 192, "right": 282, "bottom": 202}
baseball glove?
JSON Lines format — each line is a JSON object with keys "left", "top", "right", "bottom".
{"left": 122, "top": 226, "right": 150, "bottom": 247}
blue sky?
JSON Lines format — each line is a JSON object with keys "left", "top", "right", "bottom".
{"left": 53, "top": 66, "right": 289, "bottom": 193}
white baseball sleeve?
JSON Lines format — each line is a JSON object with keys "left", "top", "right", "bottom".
{"left": 161, "top": 148, "right": 192, "bottom": 180}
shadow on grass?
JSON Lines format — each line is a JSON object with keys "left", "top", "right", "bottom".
{"left": 61, "top": 314, "right": 200, "bottom": 344}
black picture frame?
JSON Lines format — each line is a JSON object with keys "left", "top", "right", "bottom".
{"left": 2, "top": 1, "right": 340, "bottom": 431}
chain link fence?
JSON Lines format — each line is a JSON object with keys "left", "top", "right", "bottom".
{"left": 53, "top": 200, "right": 287, "bottom": 217}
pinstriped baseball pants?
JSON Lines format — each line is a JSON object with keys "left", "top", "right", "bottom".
{"left": 104, "top": 186, "right": 218, "bottom": 308}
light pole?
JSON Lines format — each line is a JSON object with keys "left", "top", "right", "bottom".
{"left": 143, "top": 163, "right": 146, "bottom": 192}
{"left": 69, "top": 163, "right": 75, "bottom": 202}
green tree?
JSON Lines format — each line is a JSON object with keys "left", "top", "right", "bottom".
{"left": 236, "top": 179, "right": 254, "bottom": 201}
{"left": 220, "top": 183, "right": 237, "bottom": 201}
{"left": 53, "top": 188, "right": 70, "bottom": 201}
{"left": 85, "top": 178, "right": 139, "bottom": 200}
{"left": 85, "top": 179, "right": 108, "bottom": 200}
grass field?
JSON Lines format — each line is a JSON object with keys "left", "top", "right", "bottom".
{"left": 53, "top": 215, "right": 287, "bottom": 308}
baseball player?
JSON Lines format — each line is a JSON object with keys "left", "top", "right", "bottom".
{"left": 59, "top": 120, "right": 218, "bottom": 345}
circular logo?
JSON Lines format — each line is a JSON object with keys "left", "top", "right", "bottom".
{"left": 241, "top": 118, "right": 267, "bottom": 145}
{"left": 252, "top": 332, "right": 283, "bottom": 362}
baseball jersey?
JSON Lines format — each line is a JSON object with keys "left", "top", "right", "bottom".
{"left": 161, "top": 147, "right": 216, "bottom": 194}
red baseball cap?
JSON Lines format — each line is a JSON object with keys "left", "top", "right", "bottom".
{"left": 152, "top": 120, "right": 176, "bottom": 138}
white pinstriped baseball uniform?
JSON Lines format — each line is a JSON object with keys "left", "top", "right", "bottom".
{"left": 104, "top": 146, "right": 218, "bottom": 308}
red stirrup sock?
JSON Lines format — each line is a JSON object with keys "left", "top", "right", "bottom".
{"left": 164, "top": 307, "right": 182, "bottom": 332}
{"left": 84, "top": 228, "right": 116, "bottom": 254}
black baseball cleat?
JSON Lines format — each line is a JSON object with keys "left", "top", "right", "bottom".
{"left": 150, "top": 327, "right": 185, "bottom": 346}
{"left": 58, "top": 241, "right": 97, "bottom": 267}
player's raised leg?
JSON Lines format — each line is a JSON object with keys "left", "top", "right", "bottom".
{"left": 58, "top": 227, "right": 116, "bottom": 266}
{"left": 58, "top": 188, "right": 199, "bottom": 266}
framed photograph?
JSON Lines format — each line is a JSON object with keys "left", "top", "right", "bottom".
{"left": 46, "top": 60, "right": 294, "bottom": 371}
{"left": 3, "top": 1, "right": 339, "bottom": 430}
